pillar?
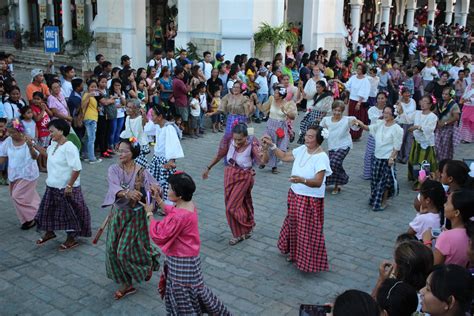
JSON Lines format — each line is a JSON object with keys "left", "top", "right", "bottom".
{"left": 18, "top": 0, "right": 30, "bottom": 31}
{"left": 47, "top": 0, "right": 55, "bottom": 24}
{"left": 62, "top": 0, "right": 72, "bottom": 41}
{"left": 381, "top": 5, "right": 391, "bottom": 34}
{"left": 75, "top": 0, "right": 85, "bottom": 28}
{"left": 84, "top": 0, "right": 93, "bottom": 31}
{"left": 406, "top": 0, "right": 416, "bottom": 30}
{"left": 38, "top": 0, "right": 47, "bottom": 27}
{"left": 273, "top": 0, "right": 286, "bottom": 58}
{"left": 349, "top": 0, "right": 363, "bottom": 48}
{"left": 445, "top": 0, "right": 454, "bottom": 25}
{"left": 175, "top": 0, "right": 191, "bottom": 51}
{"left": 398, "top": 0, "right": 406, "bottom": 26}
{"left": 426, "top": 0, "right": 436, "bottom": 26}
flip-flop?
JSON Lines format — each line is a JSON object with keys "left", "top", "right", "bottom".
{"left": 36, "top": 233, "right": 57, "bottom": 245}
{"left": 229, "top": 236, "right": 245, "bottom": 246}
{"left": 21, "top": 220, "right": 36, "bottom": 230}
{"left": 58, "top": 240, "right": 79, "bottom": 252}
{"left": 331, "top": 188, "right": 341, "bottom": 195}
{"left": 114, "top": 287, "right": 137, "bottom": 300}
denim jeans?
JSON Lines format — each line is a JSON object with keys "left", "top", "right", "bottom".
{"left": 113, "top": 116, "right": 125, "bottom": 145}
{"left": 108, "top": 118, "right": 117, "bottom": 148}
{"left": 199, "top": 111, "right": 205, "bottom": 130}
{"left": 257, "top": 93, "right": 268, "bottom": 118}
{"left": 84, "top": 119, "right": 97, "bottom": 161}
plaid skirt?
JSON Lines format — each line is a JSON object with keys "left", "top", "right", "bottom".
{"left": 397, "top": 123, "right": 414, "bottom": 164}
{"left": 106, "top": 206, "right": 160, "bottom": 285}
{"left": 224, "top": 114, "right": 247, "bottom": 136}
{"left": 147, "top": 155, "right": 176, "bottom": 200}
{"left": 362, "top": 135, "right": 376, "bottom": 180}
{"left": 161, "top": 256, "right": 231, "bottom": 316}
{"left": 135, "top": 144, "right": 151, "bottom": 168}
{"left": 435, "top": 125, "right": 458, "bottom": 161}
{"left": 348, "top": 99, "right": 368, "bottom": 140}
{"left": 369, "top": 158, "right": 397, "bottom": 209}
{"left": 265, "top": 118, "right": 289, "bottom": 168}
{"left": 326, "top": 147, "right": 350, "bottom": 186}
{"left": 408, "top": 140, "right": 438, "bottom": 185}
{"left": 224, "top": 166, "right": 255, "bottom": 238}
{"left": 298, "top": 110, "right": 325, "bottom": 144}
{"left": 277, "top": 189, "right": 329, "bottom": 273}
{"left": 35, "top": 186, "right": 91, "bottom": 237}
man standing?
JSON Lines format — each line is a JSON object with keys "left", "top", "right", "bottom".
{"left": 199, "top": 51, "right": 213, "bottom": 80}
{"left": 148, "top": 49, "right": 163, "bottom": 78}
{"left": 214, "top": 52, "right": 225, "bottom": 68}
{"left": 60, "top": 65, "right": 75, "bottom": 100}
{"left": 161, "top": 48, "right": 177, "bottom": 75}
{"left": 120, "top": 55, "right": 132, "bottom": 70}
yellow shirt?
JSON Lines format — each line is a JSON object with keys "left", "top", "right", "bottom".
{"left": 83, "top": 93, "right": 99, "bottom": 121}
{"left": 246, "top": 69, "right": 256, "bottom": 91}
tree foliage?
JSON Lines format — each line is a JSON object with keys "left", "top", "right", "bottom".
{"left": 253, "top": 22, "right": 298, "bottom": 55}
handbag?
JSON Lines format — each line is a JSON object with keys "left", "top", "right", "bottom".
{"left": 412, "top": 160, "right": 431, "bottom": 179}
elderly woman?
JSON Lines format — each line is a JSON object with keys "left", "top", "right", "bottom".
{"left": 340, "top": 63, "right": 371, "bottom": 140}
{"left": 47, "top": 79, "right": 72, "bottom": 123}
{"left": 356, "top": 105, "right": 403, "bottom": 212}
{"left": 459, "top": 72, "right": 474, "bottom": 143}
{"left": 320, "top": 101, "right": 359, "bottom": 194}
{"left": 102, "top": 138, "right": 161, "bottom": 300}
{"left": 202, "top": 123, "right": 261, "bottom": 245}
{"left": 218, "top": 81, "right": 253, "bottom": 137}
{"left": 258, "top": 85, "right": 297, "bottom": 174}
{"left": 0, "top": 119, "right": 40, "bottom": 229}
{"left": 298, "top": 80, "right": 333, "bottom": 144}
{"left": 434, "top": 88, "right": 461, "bottom": 162}
{"left": 303, "top": 64, "right": 327, "bottom": 112}
{"left": 148, "top": 172, "right": 231, "bottom": 315}
{"left": 145, "top": 106, "right": 184, "bottom": 202}
{"left": 34, "top": 119, "right": 91, "bottom": 250}
{"left": 397, "top": 95, "right": 438, "bottom": 189}
{"left": 261, "top": 126, "right": 332, "bottom": 272}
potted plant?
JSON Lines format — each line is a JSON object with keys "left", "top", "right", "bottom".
{"left": 253, "top": 22, "right": 298, "bottom": 58}
{"left": 62, "top": 26, "right": 95, "bottom": 79}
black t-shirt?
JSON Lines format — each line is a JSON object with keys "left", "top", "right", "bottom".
{"left": 207, "top": 77, "right": 223, "bottom": 94}
{"left": 299, "top": 67, "right": 310, "bottom": 86}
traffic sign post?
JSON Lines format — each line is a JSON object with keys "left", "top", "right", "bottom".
{"left": 44, "top": 26, "right": 60, "bottom": 73}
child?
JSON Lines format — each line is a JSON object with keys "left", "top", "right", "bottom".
{"left": 120, "top": 99, "right": 150, "bottom": 167}
{"left": 0, "top": 118, "right": 8, "bottom": 185}
{"left": 206, "top": 89, "right": 223, "bottom": 133}
{"left": 198, "top": 83, "right": 207, "bottom": 134}
{"left": 30, "top": 92, "right": 52, "bottom": 148}
{"left": 20, "top": 106, "right": 37, "bottom": 140}
{"left": 367, "top": 67, "right": 380, "bottom": 107}
{"left": 407, "top": 179, "right": 445, "bottom": 240}
{"left": 137, "top": 78, "right": 148, "bottom": 107}
{"left": 189, "top": 89, "right": 201, "bottom": 138}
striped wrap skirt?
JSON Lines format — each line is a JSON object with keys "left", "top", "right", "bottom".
{"left": 264, "top": 118, "right": 289, "bottom": 168}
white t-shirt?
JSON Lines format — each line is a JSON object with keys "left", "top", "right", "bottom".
{"left": 409, "top": 212, "right": 441, "bottom": 240}
{"left": 199, "top": 93, "right": 207, "bottom": 112}
{"left": 369, "top": 120, "right": 404, "bottom": 159}
{"left": 290, "top": 146, "right": 332, "bottom": 198}
{"left": 269, "top": 73, "right": 279, "bottom": 96}
{"left": 396, "top": 98, "right": 417, "bottom": 124}
{"left": 46, "top": 141, "right": 82, "bottom": 188}
{"left": 161, "top": 58, "right": 177, "bottom": 75}
{"left": 0, "top": 137, "right": 39, "bottom": 182}
{"left": 368, "top": 76, "right": 380, "bottom": 98}
{"left": 320, "top": 116, "right": 356, "bottom": 150}
{"left": 254, "top": 75, "right": 268, "bottom": 95}
{"left": 61, "top": 80, "right": 73, "bottom": 99}
{"left": 120, "top": 116, "right": 148, "bottom": 146}
{"left": 421, "top": 66, "right": 439, "bottom": 81}
{"left": 148, "top": 58, "right": 162, "bottom": 78}
{"left": 144, "top": 123, "right": 184, "bottom": 160}
{"left": 304, "top": 78, "right": 317, "bottom": 110}
{"left": 115, "top": 92, "right": 126, "bottom": 118}
{"left": 199, "top": 61, "right": 213, "bottom": 80}
{"left": 21, "top": 119, "right": 37, "bottom": 139}
{"left": 190, "top": 98, "right": 201, "bottom": 117}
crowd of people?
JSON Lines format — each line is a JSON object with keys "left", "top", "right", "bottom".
{"left": 0, "top": 18, "right": 474, "bottom": 314}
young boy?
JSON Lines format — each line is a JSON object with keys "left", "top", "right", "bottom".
{"left": 0, "top": 118, "right": 8, "bottom": 185}
{"left": 189, "top": 89, "right": 201, "bottom": 139}
{"left": 254, "top": 67, "right": 269, "bottom": 122}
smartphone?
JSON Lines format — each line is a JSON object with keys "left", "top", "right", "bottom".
{"left": 431, "top": 228, "right": 441, "bottom": 238}
{"left": 299, "top": 304, "right": 331, "bottom": 316}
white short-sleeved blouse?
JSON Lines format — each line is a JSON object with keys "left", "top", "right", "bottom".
{"left": 0, "top": 137, "right": 39, "bottom": 182}
{"left": 46, "top": 141, "right": 82, "bottom": 188}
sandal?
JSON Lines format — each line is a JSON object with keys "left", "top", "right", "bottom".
{"left": 229, "top": 236, "right": 245, "bottom": 246}
{"left": 114, "top": 287, "right": 137, "bottom": 300}
{"left": 271, "top": 167, "right": 279, "bottom": 174}
{"left": 331, "top": 187, "right": 341, "bottom": 195}
{"left": 21, "top": 220, "right": 36, "bottom": 230}
{"left": 36, "top": 232, "right": 57, "bottom": 245}
{"left": 58, "top": 240, "right": 79, "bottom": 252}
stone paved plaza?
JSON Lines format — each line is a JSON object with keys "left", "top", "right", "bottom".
{"left": 0, "top": 69, "right": 472, "bottom": 315}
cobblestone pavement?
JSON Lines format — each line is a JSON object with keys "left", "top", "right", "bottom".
{"left": 0, "top": 69, "right": 472, "bottom": 315}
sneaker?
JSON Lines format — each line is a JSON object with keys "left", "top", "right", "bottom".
{"left": 89, "top": 159, "right": 103, "bottom": 165}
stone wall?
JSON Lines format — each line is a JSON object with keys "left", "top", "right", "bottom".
{"left": 324, "top": 37, "right": 348, "bottom": 59}
{"left": 190, "top": 37, "right": 222, "bottom": 60}
{"left": 95, "top": 32, "right": 122, "bottom": 66}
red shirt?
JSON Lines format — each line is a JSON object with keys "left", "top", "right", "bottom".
{"left": 172, "top": 78, "right": 188, "bottom": 108}
{"left": 149, "top": 205, "right": 200, "bottom": 257}
{"left": 30, "top": 104, "right": 50, "bottom": 138}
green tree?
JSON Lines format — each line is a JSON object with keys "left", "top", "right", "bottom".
{"left": 253, "top": 22, "right": 298, "bottom": 57}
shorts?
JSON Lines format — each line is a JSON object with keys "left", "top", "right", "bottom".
{"left": 189, "top": 115, "right": 200, "bottom": 129}
{"left": 176, "top": 106, "right": 189, "bottom": 122}
{"left": 211, "top": 113, "right": 222, "bottom": 124}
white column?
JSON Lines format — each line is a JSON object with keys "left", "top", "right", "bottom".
{"left": 219, "top": 0, "right": 253, "bottom": 60}
{"left": 273, "top": 0, "right": 286, "bottom": 58}
{"left": 426, "top": 0, "right": 436, "bottom": 25}
{"left": 84, "top": 0, "right": 93, "bottom": 31}
{"left": 350, "top": 1, "right": 363, "bottom": 48}
{"left": 18, "top": 0, "right": 30, "bottom": 31}
{"left": 445, "top": 0, "right": 454, "bottom": 25}
{"left": 62, "top": 0, "right": 72, "bottom": 41}
{"left": 47, "top": 0, "right": 55, "bottom": 24}
{"left": 458, "top": 12, "right": 468, "bottom": 27}
{"left": 175, "top": 0, "right": 190, "bottom": 51}
{"left": 398, "top": 0, "right": 406, "bottom": 26}
{"left": 381, "top": 5, "right": 391, "bottom": 34}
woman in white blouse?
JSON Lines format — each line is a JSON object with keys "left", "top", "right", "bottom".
{"left": 34, "top": 119, "right": 91, "bottom": 250}
{"left": 356, "top": 105, "right": 403, "bottom": 211}
{"left": 320, "top": 100, "right": 359, "bottom": 194}
{"left": 396, "top": 87, "right": 417, "bottom": 164}
{"left": 420, "top": 58, "right": 439, "bottom": 90}
{"left": 261, "top": 126, "right": 332, "bottom": 272}
{"left": 303, "top": 64, "right": 327, "bottom": 112}
{"left": 120, "top": 99, "right": 149, "bottom": 167}
{"left": 0, "top": 119, "right": 40, "bottom": 229}
{"left": 397, "top": 95, "right": 439, "bottom": 189}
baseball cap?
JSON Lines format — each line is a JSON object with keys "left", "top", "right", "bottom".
{"left": 216, "top": 52, "right": 225, "bottom": 59}
{"left": 31, "top": 69, "right": 43, "bottom": 81}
